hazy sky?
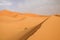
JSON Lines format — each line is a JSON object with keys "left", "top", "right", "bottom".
{"left": 0, "top": 0, "right": 60, "bottom": 15}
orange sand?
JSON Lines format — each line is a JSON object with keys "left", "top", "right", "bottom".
{"left": 0, "top": 10, "right": 60, "bottom": 40}
{"left": 28, "top": 15, "right": 60, "bottom": 40}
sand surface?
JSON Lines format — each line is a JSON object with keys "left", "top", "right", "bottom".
{"left": 0, "top": 10, "right": 60, "bottom": 40}
{"left": 28, "top": 15, "right": 60, "bottom": 40}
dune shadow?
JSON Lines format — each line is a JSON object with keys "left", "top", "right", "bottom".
{"left": 19, "top": 18, "right": 48, "bottom": 40}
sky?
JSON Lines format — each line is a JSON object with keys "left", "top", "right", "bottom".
{"left": 0, "top": 0, "right": 60, "bottom": 15}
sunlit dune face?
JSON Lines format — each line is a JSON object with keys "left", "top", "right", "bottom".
{"left": 0, "top": 10, "right": 50, "bottom": 24}
{"left": 0, "top": 10, "right": 40, "bottom": 17}
{"left": 0, "top": 10, "right": 22, "bottom": 17}
{"left": 0, "top": 10, "right": 60, "bottom": 40}
{"left": 0, "top": 10, "right": 46, "bottom": 19}
{"left": 0, "top": 10, "right": 26, "bottom": 23}
{"left": 28, "top": 15, "right": 60, "bottom": 40}
{"left": 0, "top": 10, "right": 49, "bottom": 40}
{"left": 0, "top": 10, "right": 13, "bottom": 16}
{"left": 0, "top": 10, "right": 42, "bottom": 23}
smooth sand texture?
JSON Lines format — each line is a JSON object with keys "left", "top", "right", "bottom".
{"left": 0, "top": 10, "right": 60, "bottom": 40}
{"left": 0, "top": 10, "right": 48, "bottom": 40}
{"left": 28, "top": 15, "right": 60, "bottom": 40}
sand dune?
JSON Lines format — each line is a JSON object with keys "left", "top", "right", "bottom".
{"left": 28, "top": 15, "right": 60, "bottom": 40}
{"left": 0, "top": 10, "right": 60, "bottom": 40}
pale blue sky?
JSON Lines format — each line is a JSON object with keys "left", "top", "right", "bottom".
{"left": 0, "top": 0, "right": 60, "bottom": 15}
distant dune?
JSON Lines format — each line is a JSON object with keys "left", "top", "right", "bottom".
{"left": 0, "top": 10, "right": 60, "bottom": 40}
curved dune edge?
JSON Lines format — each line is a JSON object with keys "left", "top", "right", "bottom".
{"left": 0, "top": 10, "right": 50, "bottom": 17}
{"left": 0, "top": 10, "right": 60, "bottom": 40}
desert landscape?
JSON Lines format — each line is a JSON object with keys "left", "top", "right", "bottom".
{"left": 0, "top": 10, "right": 60, "bottom": 40}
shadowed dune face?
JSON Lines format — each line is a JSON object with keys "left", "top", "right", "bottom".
{"left": 0, "top": 10, "right": 49, "bottom": 40}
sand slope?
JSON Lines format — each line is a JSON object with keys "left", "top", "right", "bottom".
{"left": 0, "top": 10, "right": 48, "bottom": 40}
{"left": 28, "top": 15, "right": 60, "bottom": 40}
{"left": 0, "top": 10, "right": 60, "bottom": 40}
